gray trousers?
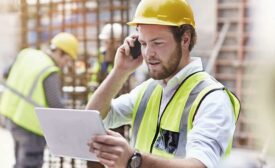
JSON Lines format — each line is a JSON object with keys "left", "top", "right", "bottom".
{"left": 5, "top": 119, "right": 46, "bottom": 168}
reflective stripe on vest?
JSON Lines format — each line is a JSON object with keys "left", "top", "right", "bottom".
{"left": 0, "top": 65, "right": 54, "bottom": 107}
{"left": 27, "top": 65, "right": 55, "bottom": 104}
{"left": 175, "top": 80, "right": 224, "bottom": 156}
{"left": 131, "top": 71, "right": 240, "bottom": 158}
{"left": 130, "top": 80, "right": 158, "bottom": 147}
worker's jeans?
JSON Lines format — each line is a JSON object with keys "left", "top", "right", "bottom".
{"left": 5, "top": 119, "right": 46, "bottom": 168}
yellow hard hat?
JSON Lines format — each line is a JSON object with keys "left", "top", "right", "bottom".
{"left": 51, "top": 32, "right": 79, "bottom": 60}
{"left": 128, "top": 0, "right": 195, "bottom": 27}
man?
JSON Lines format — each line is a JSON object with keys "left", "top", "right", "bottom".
{"left": 86, "top": 0, "right": 240, "bottom": 168}
{"left": 0, "top": 32, "right": 79, "bottom": 168}
{"left": 89, "top": 23, "right": 123, "bottom": 88}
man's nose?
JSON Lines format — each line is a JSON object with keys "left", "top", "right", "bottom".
{"left": 144, "top": 45, "right": 155, "bottom": 58}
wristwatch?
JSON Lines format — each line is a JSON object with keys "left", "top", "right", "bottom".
{"left": 127, "top": 150, "right": 142, "bottom": 168}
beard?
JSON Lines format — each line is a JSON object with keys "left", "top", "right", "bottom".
{"left": 147, "top": 44, "right": 182, "bottom": 80}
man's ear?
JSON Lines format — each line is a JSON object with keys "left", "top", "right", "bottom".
{"left": 181, "top": 31, "right": 191, "bottom": 50}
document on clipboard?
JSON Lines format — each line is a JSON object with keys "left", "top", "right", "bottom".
{"left": 35, "top": 107, "right": 106, "bottom": 161}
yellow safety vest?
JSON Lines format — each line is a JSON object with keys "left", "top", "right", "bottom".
{"left": 0, "top": 48, "right": 59, "bottom": 135}
{"left": 90, "top": 61, "right": 113, "bottom": 84}
{"left": 131, "top": 71, "right": 240, "bottom": 158}
{"left": 90, "top": 50, "right": 114, "bottom": 86}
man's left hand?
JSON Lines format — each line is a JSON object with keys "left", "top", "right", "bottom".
{"left": 88, "top": 130, "right": 134, "bottom": 168}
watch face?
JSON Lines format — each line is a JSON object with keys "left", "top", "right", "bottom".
{"left": 130, "top": 155, "right": 141, "bottom": 168}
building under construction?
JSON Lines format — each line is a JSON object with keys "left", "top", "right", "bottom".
{"left": 0, "top": 0, "right": 275, "bottom": 167}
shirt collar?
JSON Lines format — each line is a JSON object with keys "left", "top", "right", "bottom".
{"left": 157, "top": 57, "right": 204, "bottom": 89}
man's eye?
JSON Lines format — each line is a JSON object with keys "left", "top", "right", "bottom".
{"left": 154, "top": 42, "right": 163, "bottom": 46}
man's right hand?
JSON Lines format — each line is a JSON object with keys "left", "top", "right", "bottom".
{"left": 86, "top": 34, "right": 143, "bottom": 118}
{"left": 113, "top": 35, "right": 143, "bottom": 77}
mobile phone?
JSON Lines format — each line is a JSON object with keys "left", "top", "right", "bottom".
{"left": 130, "top": 38, "right": 141, "bottom": 59}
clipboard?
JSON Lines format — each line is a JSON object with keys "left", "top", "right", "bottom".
{"left": 35, "top": 107, "right": 106, "bottom": 161}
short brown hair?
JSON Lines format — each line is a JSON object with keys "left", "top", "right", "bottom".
{"left": 170, "top": 24, "right": 197, "bottom": 51}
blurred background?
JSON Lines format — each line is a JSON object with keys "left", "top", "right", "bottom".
{"left": 0, "top": 0, "right": 275, "bottom": 167}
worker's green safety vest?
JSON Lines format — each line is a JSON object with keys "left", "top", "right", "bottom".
{"left": 90, "top": 61, "right": 113, "bottom": 84}
{"left": 0, "top": 48, "right": 59, "bottom": 135}
{"left": 131, "top": 71, "right": 240, "bottom": 158}
{"left": 90, "top": 50, "right": 114, "bottom": 86}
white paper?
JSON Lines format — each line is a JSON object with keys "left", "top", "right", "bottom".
{"left": 35, "top": 108, "right": 106, "bottom": 161}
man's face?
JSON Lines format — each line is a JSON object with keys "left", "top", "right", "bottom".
{"left": 138, "top": 24, "right": 183, "bottom": 81}
{"left": 55, "top": 49, "right": 72, "bottom": 68}
{"left": 103, "top": 38, "right": 121, "bottom": 50}
{"left": 102, "top": 39, "right": 121, "bottom": 62}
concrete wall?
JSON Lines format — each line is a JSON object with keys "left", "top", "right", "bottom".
{"left": 189, "top": 0, "right": 216, "bottom": 53}
{"left": 0, "top": 13, "right": 20, "bottom": 80}
{"left": 0, "top": 1, "right": 20, "bottom": 81}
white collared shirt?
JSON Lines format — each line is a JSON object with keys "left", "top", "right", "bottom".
{"left": 104, "top": 57, "right": 235, "bottom": 168}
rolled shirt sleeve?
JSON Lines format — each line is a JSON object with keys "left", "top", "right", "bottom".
{"left": 186, "top": 90, "right": 235, "bottom": 168}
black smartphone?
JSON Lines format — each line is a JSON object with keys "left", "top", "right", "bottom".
{"left": 130, "top": 38, "right": 141, "bottom": 59}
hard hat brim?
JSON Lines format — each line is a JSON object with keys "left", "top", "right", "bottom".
{"left": 127, "top": 17, "right": 195, "bottom": 28}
